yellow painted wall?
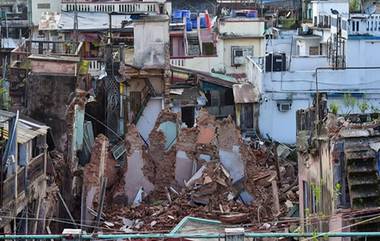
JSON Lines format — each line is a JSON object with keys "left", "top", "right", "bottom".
{"left": 219, "top": 37, "right": 265, "bottom": 75}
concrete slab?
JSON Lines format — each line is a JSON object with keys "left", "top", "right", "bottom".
{"left": 219, "top": 145, "right": 245, "bottom": 184}
{"left": 136, "top": 98, "right": 163, "bottom": 144}
{"left": 175, "top": 150, "right": 194, "bottom": 186}
{"left": 124, "top": 150, "right": 154, "bottom": 204}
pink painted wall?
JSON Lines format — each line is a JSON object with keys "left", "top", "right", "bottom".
{"left": 31, "top": 60, "right": 77, "bottom": 75}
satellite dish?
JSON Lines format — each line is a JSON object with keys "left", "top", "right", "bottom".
{"left": 364, "top": 2, "right": 377, "bottom": 15}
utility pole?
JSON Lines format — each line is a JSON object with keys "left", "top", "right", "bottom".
{"left": 74, "top": 0, "right": 79, "bottom": 43}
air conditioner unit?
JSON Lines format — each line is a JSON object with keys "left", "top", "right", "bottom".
{"left": 233, "top": 56, "right": 246, "bottom": 65}
{"left": 277, "top": 101, "right": 292, "bottom": 112}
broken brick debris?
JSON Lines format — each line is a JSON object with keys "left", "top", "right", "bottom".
{"left": 83, "top": 134, "right": 119, "bottom": 209}
{"left": 94, "top": 109, "right": 298, "bottom": 232}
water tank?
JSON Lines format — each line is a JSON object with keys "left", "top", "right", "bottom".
{"left": 182, "top": 10, "right": 191, "bottom": 19}
{"left": 173, "top": 10, "right": 183, "bottom": 19}
{"left": 265, "top": 53, "right": 286, "bottom": 72}
{"left": 200, "top": 15, "right": 207, "bottom": 28}
{"left": 186, "top": 20, "right": 193, "bottom": 31}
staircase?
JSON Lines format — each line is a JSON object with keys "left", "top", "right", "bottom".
{"left": 345, "top": 146, "right": 380, "bottom": 209}
{"left": 345, "top": 145, "right": 380, "bottom": 240}
{"left": 186, "top": 33, "right": 201, "bottom": 56}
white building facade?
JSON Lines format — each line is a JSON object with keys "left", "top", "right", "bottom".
{"left": 247, "top": 1, "right": 380, "bottom": 144}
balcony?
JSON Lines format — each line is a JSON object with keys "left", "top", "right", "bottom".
{"left": 348, "top": 14, "right": 380, "bottom": 37}
{"left": 170, "top": 56, "right": 220, "bottom": 73}
{"left": 11, "top": 39, "right": 83, "bottom": 76}
{"left": 61, "top": 1, "right": 164, "bottom": 14}
{"left": 86, "top": 58, "right": 105, "bottom": 77}
{"left": 0, "top": 153, "right": 46, "bottom": 227}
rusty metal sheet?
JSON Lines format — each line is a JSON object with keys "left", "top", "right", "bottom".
{"left": 232, "top": 83, "right": 259, "bottom": 103}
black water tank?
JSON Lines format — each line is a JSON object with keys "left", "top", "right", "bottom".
{"left": 265, "top": 53, "right": 286, "bottom": 72}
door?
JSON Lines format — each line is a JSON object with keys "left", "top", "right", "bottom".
{"left": 240, "top": 104, "right": 253, "bottom": 130}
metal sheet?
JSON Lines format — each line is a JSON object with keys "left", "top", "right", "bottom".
{"left": 232, "top": 83, "right": 260, "bottom": 103}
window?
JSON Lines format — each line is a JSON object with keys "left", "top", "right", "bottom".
{"left": 309, "top": 46, "right": 319, "bottom": 55}
{"left": 37, "top": 3, "right": 50, "bottom": 9}
{"left": 319, "top": 43, "right": 323, "bottom": 55}
{"left": 231, "top": 46, "right": 253, "bottom": 66}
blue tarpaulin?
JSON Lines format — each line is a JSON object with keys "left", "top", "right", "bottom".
{"left": 2, "top": 112, "right": 19, "bottom": 176}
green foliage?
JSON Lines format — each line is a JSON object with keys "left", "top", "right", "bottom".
{"left": 343, "top": 93, "right": 356, "bottom": 109}
{"left": 312, "top": 230, "right": 319, "bottom": 241}
{"left": 305, "top": 208, "right": 311, "bottom": 218}
{"left": 350, "top": 0, "right": 361, "bottom": 12}
{"left": 329, "top": 102, "right": 339, "bottom": 114}
{"left": 311, "top": 182, "right": 322, "bottom": 204}
{"left": 333, "top": 183, "right": 342, "bottom": 202}
{"left": 358, "top": 102, "right": 369, "bottom": 113}
{"left": 0, "top": 78, "right": 9, "bottom": 110}
{"left": 79, "top": 60, "right": 90, "bottom": 75}
{"left": 343, "top": 93, "right": 357, "bottom": 115}
{"left": 279, "top": 18, "right": 297, "bottom": 29}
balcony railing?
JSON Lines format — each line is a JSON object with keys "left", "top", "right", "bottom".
{"left": 1, "top": 153, "right": 45, "bottom": 207}
{"left": 62, "top": 2, "right": 162, "bottom": 14}
{"left": 87, "top": 59, "right": 105, "bottom": 77}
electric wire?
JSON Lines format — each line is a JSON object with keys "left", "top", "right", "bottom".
{"left": 84, "top": 112, "right": 124, "bottom": 141}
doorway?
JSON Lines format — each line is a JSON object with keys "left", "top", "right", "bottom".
{"left": 181, "top": 107, "right": 195, "bottom": 127}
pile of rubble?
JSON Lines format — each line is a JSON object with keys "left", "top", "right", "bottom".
{"left": 81, "top": 109, "right": 298, "bottom": 232}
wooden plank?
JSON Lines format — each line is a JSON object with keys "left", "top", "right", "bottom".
{"left": 27, "top": 154, "right": 44, "bottom": 183}
{"left": 272, "top": 180, "right": 281, "bottom": 216}
{"left": 58, "top": 192, "right": 78, "bottom": 228}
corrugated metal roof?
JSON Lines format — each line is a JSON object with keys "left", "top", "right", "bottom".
{"left": 0, "top": 110, "right": 49, "bottom": 144}
{"left": 232, "top": 83, "right": 260, "bottom": 103}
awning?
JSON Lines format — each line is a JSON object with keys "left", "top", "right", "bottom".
{"left": 0, "top": 110, "right": 49, "bottom": 144}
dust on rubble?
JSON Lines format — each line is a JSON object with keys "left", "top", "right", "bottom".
{"left": 79, "top": 109, "right": 298, "bottom": 232}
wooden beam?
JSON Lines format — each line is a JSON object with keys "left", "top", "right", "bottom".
{"left": 95, "top": 177, "right": 107, "bottom": 231}
{"left": 271, "top": 180, "right": 281, "bottom": 216}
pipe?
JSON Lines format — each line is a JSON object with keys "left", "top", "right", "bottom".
{"left": 2, "top": 232, "right": 380, "bottom": 239}
{"left": 315, "top": 66, "right": 380, "bottom": 126}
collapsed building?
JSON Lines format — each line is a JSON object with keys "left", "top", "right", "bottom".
{"left": 81, "top": 109, "right": 298, "bottom": 232}
{"left": 297, "top": 95, "right": 380, "bottom": 239}
{"left": 0, "top": 0, "right": 301, "bottom": 236}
